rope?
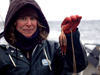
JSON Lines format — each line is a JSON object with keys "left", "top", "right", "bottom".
{"left": 43, "top": 48, "right": 52, "bottom": 71}
{"left": 69, "top": 28, "right": 77, "bottom": 75}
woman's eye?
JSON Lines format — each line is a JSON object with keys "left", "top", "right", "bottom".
{"left": 21, "top": 17, "right": 26, "bottom": 20}
{"left": 19, "top": 17, "right": 26, "bottom": 20}
{"left": 31, "top": 17, "right": 35, "bottom": 20}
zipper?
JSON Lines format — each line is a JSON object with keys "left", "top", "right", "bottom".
{"left": 27, "top": 52, "right": 29, "bottom": 58}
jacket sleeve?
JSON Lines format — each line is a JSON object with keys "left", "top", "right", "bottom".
{"left": 63, "top": 28, "right": 88, "bottom": 73}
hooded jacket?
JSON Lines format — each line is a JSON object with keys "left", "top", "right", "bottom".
{"left": 0, "top": 0, "right": 88, "bottom": 75}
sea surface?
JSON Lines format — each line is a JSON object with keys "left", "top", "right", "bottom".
{"left": 48, "top": 20, "right": 100, "bottom": 43}
{"left": 0, "top": 20, "right": 100, "bottom": 50}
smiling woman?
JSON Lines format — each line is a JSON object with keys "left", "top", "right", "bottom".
{"left": 15, "top": 16, "right": 38, "bottom": 38}
{"left": 0, "top": 0, "right": 88, "bottom": 75}
{"left": 14, "top": 5, "right": 39, "bottom": 38}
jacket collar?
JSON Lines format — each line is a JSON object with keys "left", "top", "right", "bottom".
{"left": 5, "top": 45, "right": 30, "bottom": 65}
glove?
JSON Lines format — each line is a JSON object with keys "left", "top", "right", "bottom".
{"left": 61, "top": 15, "right": 82, "bottom": 34}
{"left": 59, "top": 15, "right": 82, "bottom": 55}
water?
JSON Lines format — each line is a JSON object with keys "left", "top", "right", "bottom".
{"left": 48, "top": 20, "right": 100, "bottom": 43}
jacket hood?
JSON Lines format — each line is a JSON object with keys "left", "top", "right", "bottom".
{"left": 4, "top": 0, "right": 50, "bottom": 45}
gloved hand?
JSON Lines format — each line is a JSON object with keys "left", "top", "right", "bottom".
{"left": 59, "top": 15, "right": 82, "bottom": 55}
{"left": 61, "top": 15, "right": 82, "bottom": 34}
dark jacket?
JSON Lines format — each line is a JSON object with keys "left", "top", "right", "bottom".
{"left": 0, "top": 0, "right": 88, "bottom": 75}
{"left": 0, "top": 30, "right": 88, "bottom": 75}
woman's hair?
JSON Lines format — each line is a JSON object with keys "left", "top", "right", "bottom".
{"left": 37, "top": 21, "right": 49, "bottom": 40}
{"left": 6, "top": 24, "right": 16, "bottom": 44}
{"left": 6, "top": 21, "right": 49, "bottom": 44}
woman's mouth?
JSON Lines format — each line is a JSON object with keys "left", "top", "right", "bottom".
{"left": 23, "top": 29, "right": 33, "bottom": 32}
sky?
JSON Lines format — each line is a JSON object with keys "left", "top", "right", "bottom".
{"left": 0, "top": 0, "right": 100, "bottom": 21}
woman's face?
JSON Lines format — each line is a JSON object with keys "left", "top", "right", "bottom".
{"left": 15, "top": 16, "right": 38, "bottom": 37}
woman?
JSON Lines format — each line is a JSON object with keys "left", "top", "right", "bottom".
{"left": 0, "top": 0, "right": 88, "bottom": 75}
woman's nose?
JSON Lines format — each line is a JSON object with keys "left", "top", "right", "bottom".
{"left": 26, "top": 19, "right": 32, "bottom": 26}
